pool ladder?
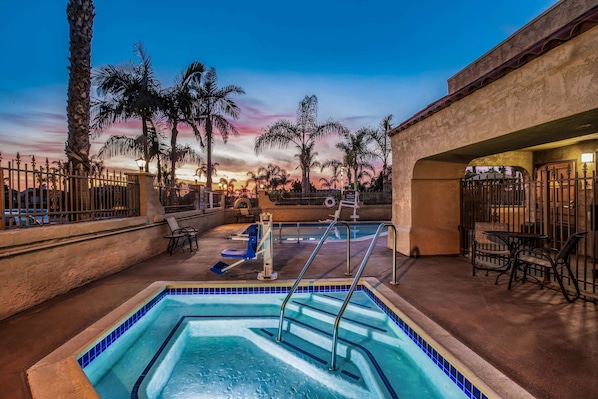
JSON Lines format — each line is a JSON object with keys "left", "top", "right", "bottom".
{"left": 276, "top": 221, "right": 398, "bottom": 370}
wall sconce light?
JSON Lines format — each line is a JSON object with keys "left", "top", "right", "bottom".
{"left": 581, "top": 153, "right": 594, "bottom": 163}
{"left": 135, "top": 158, "right": 146, "bottom": 172}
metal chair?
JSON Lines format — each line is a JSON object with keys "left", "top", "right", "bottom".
{"left": 165, "top": 217, "right": 199, "bottom": 254}
{"left": 512, "top": 231, "right": 587, "bottom": 302}
{"left": 236, "top": 208, "right": 255, "bottom": 223}
{"left": 471, "top": 222, "right": 512, "bottom": 280}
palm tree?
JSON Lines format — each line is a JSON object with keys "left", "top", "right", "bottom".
{"left": 195, "top": 68, "right": 245, "bottom": 191}
{"left": 97, "top": 121, "right": 170, "bottom": 183}
{"left": 370, "top": 114, "right": 393, "bottom": 184}
{"left": 320, "top": 159, "right": 343, "bottom": 189}
{"left": 295, "top": 141, "right": 321, "bottom": 189}
{"left": 254, "top": 95, "right": 347, "bottom": 195}
{"left": 160, "top": 61, "right": 205, "bottom": 188}
{"left": 246, "top": 170, "right": 261, "bottom": 196}
{"left": 337, "top": 127, "right": 377, "bottom": 190}
{"left": 257, "top": 163, "right": 282, "bottom": 190}
{"left": 92, "top": 43, "right": 162, "bottom": 172}
{"left": 66, "top": 0, "right": 94, "bottom": 171}
{"left": 319, "top": 176, "right": 336, "bottom": 189}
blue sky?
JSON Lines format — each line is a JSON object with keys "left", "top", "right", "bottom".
{"left": 0, "top": 0, "right": 557, "bottom": 187}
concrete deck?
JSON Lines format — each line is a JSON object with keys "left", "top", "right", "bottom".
{"left": 1, "top": 224, "right": 597, "bottom": 399}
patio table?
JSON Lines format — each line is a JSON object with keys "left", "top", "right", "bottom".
{"left": 482, "top": 231, "right": 549, "bottom": 285}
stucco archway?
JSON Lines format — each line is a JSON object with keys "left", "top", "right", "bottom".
{"left": 390, "top": 10, "right": 598, "bottom": 256}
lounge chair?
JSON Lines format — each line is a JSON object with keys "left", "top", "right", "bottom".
{"left": 165, "top": 217, "right": 199, "bottom": 254}
{"left": 237, "top": 208, "right": 255, "bottom": 223}
{"left": 512, "top": 231, "right": 587, "bottom": 302}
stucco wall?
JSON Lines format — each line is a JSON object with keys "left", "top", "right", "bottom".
{"left": 391, "top": 25, "right": 598, "bottom": 256}
{"left": 448, "top": 0, "right": 598, "bottom": 93}
{"left": 0, "top": 210, "right": 224, "bottom": 321}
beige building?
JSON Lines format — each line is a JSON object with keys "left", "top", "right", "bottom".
{"left": 390, "top": 0, "right": 598, "bottom": 257}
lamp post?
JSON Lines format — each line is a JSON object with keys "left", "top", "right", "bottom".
{"left": 135, "top": 158, "right": 146, "bottom": 173}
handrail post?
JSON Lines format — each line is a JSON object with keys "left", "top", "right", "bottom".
{"left": 389, "top": 224, "right": 398, "bottom": 285}
{"left": 277, "top": 221, "right": 341, "bottom": 342}
{"left": 330, "top": 222, "right": 390, "bottom": 370}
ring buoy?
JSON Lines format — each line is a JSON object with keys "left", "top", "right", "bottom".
{"left": 233, "top": 198, "right": 252, "bottom": 209}
{"left": 324, "top": 196, "right": 336, "bottom": 208}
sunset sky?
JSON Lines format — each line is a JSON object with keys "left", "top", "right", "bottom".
{"left": 0, "top": 0, "right": 558, "bottom": 189}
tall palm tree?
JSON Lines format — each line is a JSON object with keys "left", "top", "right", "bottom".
{"left": 254, "top": 95, "right": 346, "bottom": 195}
{"left": 295, "top": 141, "right": 321, "bottom": 189}
{"left": 337, "top": 127, "right": 377, "bottom": 190}
{"left": 370, "top": 114, "right": 393, "bottom": 184}
{"left": 195, "top": 68, "right": 245, "bottom": 191}
{"left": 66, "top": 0, "right": 94, "bottom": 171}
{"left": 92, "top": 43, "right": 162, "bottom": 172}
{"left": 160, "top": 61, "right": 205, "bottom": 188}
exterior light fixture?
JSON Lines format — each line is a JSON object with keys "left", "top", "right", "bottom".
{"left": 135, "top": 158, "right": 146, "bottom": 172}
{"left": 193, "top": 174, "right": 199, "bottom": 183}
{"left": 581, "top": 153, "right": 594, "bottom": 163}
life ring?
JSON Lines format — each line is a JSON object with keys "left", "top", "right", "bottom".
{"left": 233, "top": 198, "right": 252, "bottom": 209}
{"left": 324, "top": 196, "right": 336, "bottom": 208}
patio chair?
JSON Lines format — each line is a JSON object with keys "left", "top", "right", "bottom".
{"left": 471, "top": 222, "right": 512, "bottom": 279}
{"left": 512, "top": 231, "right": 587, "bottom": 302}
{"left": 237, "top": 208, "right": 255, "bottom": 223}
{"left": 165, "top": 217, "right": 199, "bottom": 254}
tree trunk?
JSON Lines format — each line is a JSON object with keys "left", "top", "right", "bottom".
{"left": 66, "top": 0, "right": 94, "bottom": 221}
{"left": 206, "top": 119, "right": 214, "bottom": 191}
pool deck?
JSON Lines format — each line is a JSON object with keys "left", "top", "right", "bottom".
{"left": 1, "top": 223, "right": 597, "bottom": 399}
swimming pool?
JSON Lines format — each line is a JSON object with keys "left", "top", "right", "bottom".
{"left": 235, "top": 222, "right": 389, "bottom": 243}
{"left": 27, "top": 279, "right": 534, "bottom": 399}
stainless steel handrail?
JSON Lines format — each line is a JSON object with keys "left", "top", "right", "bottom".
{"left": 277, "top": 221, "right": 351, "bottom": 342}
{"left": 329, "top": 222, "right": 397, "bottom": 370}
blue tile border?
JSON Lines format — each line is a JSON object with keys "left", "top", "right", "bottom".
{"left": 78, "top": 283, "right": 488, "bottom": 399}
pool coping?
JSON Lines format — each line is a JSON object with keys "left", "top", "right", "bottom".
{"left": 26, "top": 278, "right": 535, "bottom": 399}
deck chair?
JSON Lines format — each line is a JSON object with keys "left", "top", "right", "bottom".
{"left": 512, "top": 231, "right": 587, "bottom": 302}
{"left": 165, "top": 217, "right": 199, "bottom": 253}
{"left": 237, "top": 208, "right": 255, "bottom": 223}
{"left": 471, "top": 222, "right": 512, "bottom": 280}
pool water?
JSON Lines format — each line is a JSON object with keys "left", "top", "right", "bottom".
{"left": 82, "top": 289, "right": 470, "bottom": 399}
{"left": 238, "top": 222, "right": 389, "bottom": 242}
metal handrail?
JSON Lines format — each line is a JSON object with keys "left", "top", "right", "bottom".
{"left": 329, "top": 222, "right": 397, "bottom": 370}
{"left": 277, "top": 221, "right": 351, "bottom": 342}
{"left": 277, "top": 221, "right": 398, "bottom": 351}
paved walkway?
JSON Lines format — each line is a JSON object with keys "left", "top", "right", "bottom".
{"left": 1, "top": 224, "right": 597, "bottom": 399}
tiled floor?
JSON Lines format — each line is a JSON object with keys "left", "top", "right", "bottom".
{"left": 1, "top": 224, "right": 597, "bottom": 399}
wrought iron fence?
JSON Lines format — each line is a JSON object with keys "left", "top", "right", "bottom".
{"left": 461, "top": 167, "right": 598, "bottom": 297}
{"left": 1, "top": 154, "right": 140, "bottom": 230}
{"left": 268, "top": 190, "right": 392, "bottom": 206}
{"left": 155, "top": 183, "right": 224, "bottom": 213}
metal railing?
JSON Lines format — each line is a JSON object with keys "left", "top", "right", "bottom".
{"left": 1, "top": 154, "right": 139, "bottom": 230}
{"left": 276, "top": 221, "right": 398, "bottom": 371}
{"left": 269, "top": 189, "right": 392, "bottom": 206}
{"left": 461, "top": 166, "right": 598, "bottom": 297}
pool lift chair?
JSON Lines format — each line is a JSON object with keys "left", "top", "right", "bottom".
{"left": 328, "top": 191, "right": 360, "bottom": 222}
{"left": 210, "top": 213, "right": 277, "bottom": 280}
